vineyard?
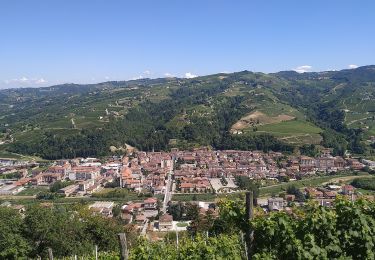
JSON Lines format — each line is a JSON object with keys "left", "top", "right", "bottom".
{"left": 1, "top": 197, "right": 375, "bottom": 259}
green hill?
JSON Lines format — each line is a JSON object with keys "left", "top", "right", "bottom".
{"left": 1, "top": 66, "right": 375, "bottom": 159}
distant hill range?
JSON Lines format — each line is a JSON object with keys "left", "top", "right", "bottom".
{"left": 1, "top": 65, "right": 375, "bottom": 159}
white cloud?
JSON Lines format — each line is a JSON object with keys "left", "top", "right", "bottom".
{"left": 104, "top": 76, "right": 110, "bottom": 80}
{"left": 19, "top": 76, "right": 29, "bottom": 82}
{"left": 36, "top": 78, "right": 47, "bottom": 84}
{"left": 293, "top": 65, "right": 313, "bottom": 73}
{"left": 130, "top": 75, "right": 144, "bottom": 80}
{"left": 4, "top": 76, "right": 48, "bottom": 85}
{"left": 130, "top": 70, "right": 153, "bottom": 80}
{"left": 185, "top": 72, "right": 197, "bottom": 79}
{"left": 164, "top": 72, "right": 174, "bottom": 77}
{"left": 348, "top": 64, "right": 358, "bottom": 69}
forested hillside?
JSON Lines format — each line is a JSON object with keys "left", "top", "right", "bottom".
{"left": 1, "top": 66, "right": 375, "bottom": 159}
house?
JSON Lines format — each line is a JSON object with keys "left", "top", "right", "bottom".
{"left": 31, "top": 173, "right": 63, "bottom": 185}
{"left": 89, "top": 201, "right": 114, "bottom": 217}
{"left": 58, "top": 184, "right": 79, "bottom": 196}
{"left": 120, "top": 167, "right": 142, "bottom": 190}
{"left": 180, "top": 182, "right": 194, "bottom": 193}
{"left": 0, "top": 184, "right": 24, "bottom": 195}
{"left": 342, "top": 185, "right": 355, "bottom": 195}
{"left": 123, "top": 202, "right": 143, "bottom": 214}
{"left": 159, "top": 213, "right": 173, "bottom": 231}
{"left": 322, "top": 190, "right": 337, "bottom": 199}
{"left": 144, "top": 197, "right": 158, "bottom": 210}
{"left": 47, "top": 163, "right": 71, "bottom": 176}
{"left": 334, "top": 157, "right": 346, "bottom": 169}
{"left": 348, "top": 160, "right": 364, "bottom": 171}
{"left": 316, "top": 157, "right": 335, "bottom": 171}
{"left": 121, "top": 212, "right": 133, "bottom": 224}
{"left": 268, "top": 197, "right": 285, "bottom": 211}
{"left": 69, "top": 166, "right": 100, "bottom": 181}
{"left": 305, "top": 187, "right": 323, "bottom": 199}
{"left": 300, "top": 156, "right": 316, "bottom": 172}
{"left": 314, "top": 198, "right": 334, "bottom": 207}
{"left": 135, "top": 214, "right": 146, "bottom": 226}
{"left": 362, "top": 159, "right": 375, "bottom": 169}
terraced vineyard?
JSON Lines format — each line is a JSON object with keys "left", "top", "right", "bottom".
{"left": 1, "top": 66, "right": 375, "bottom": 159}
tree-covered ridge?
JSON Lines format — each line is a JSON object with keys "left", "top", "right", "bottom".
{"left": 1, "top": 66, "right": 375, "bottom": 159}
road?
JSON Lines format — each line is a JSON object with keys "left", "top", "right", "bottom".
{"left": 162, "top": 165, "right": 173, "bottom": 213}
{"left": 140, "top": 219, "right": 149, "bottom": 236}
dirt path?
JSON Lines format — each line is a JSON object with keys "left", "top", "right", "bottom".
{"left": 347, "top": 117, "right": 370, "bottom": 126}
{"left": 321, "top": 174, "right": 374, "bottom": 185}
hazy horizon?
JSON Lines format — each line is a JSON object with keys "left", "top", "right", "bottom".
{"left": 1, "top": 0, "right": 374, "bottom": 89}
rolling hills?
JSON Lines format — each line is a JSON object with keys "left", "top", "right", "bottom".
{"left": 1, "top": 66, "right": 375, "bottom": 159}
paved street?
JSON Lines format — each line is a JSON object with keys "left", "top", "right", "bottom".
{"left": 162, "top": 163, "right": 174, "bottom": 213}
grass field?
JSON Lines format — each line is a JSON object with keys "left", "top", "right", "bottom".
{"left": 256, "top": 120, "right": 322, "bottom": 135}
{"left": 172, "top": 192, "right": 245, "bottom": 202}
{"left": 16, "top": 186, "right": 49, "bottom": 196}
{"left": 0, "top": 192, "right": 165, "bottom": 206}
{"left": 0, "top": 149, "right": 44, "bottom": 161}
{"left": 259, "top": 172, "right": 372, "bottom": 197}
{"left": 355, "top": 188, "right": 375, "bottom": 196}
{"left": 250, "top": 120, "right": 322, "bottom": 144}
{"left": 176, "top": 222, "right": 189, "bottom": 227}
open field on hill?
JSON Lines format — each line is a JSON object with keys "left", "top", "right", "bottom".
{"left": 248, "top": 120, "right": 323, "bottom": 144}
{"left": 0, "top": 149, "right": 44, "bottom": 161}
{"left": 259, "top": 173, "right": 373, "bottom": 197}
{"left": 231, "top": 110, "right": 295, "bottom": 131}
{"left": 172, "top": 192, "right": 245, "bottom": 202}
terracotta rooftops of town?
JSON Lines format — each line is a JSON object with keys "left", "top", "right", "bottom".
{"left": 144, "top": 197, "right": 158, "bottom": 204}
{"left": 159, "top": 213, "right": 173, "bottom": 222}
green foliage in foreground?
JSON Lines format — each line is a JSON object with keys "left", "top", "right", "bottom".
{"left": 1, "top": 197, "right": 375, "bottom": 259}
{"left": 219, "top": 198, "right": 375, "bottom": 259}
{"left": 0, "top": 204, "right": 124, "bottom": 259}
{"left": 130, "top": 235, "right": 243, "bottom": 260}
{"left": 129, "top": 197, "right": 375, "bottom": 259}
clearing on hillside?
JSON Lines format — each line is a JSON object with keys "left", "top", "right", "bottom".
{"left": 252, "top": 120, "right": 323, "bottom": 145}
{"left": 231, "top": 110, "right": 295, "bottom": 131}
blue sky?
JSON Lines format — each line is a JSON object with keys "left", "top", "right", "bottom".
{"left": 0, "top": 0, "right": 374, "bottom": 88}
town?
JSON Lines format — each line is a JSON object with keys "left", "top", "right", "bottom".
{"left": 1, "top": 147, "right": 375, "bottom": 236}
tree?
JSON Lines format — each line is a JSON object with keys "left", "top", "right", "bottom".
{"left": 299, "top": 144, "right": 319, "bottom": 157}
{"left": 24, "top": 205, "right": 92, "bottom": 258}
{"left": 0, "top": 207, "right": 30, "bottom": 259}
{"left": 50, "top": 180, "right": 74, "bottom": 192}
{"left": 168, "top": 201, "right": 185, "bottom": 221}
{"left": 235, "top": 175, "right": 259, "bottom": 200}
{"left": 286, "top": 185, "right": 306, "bottom": 202}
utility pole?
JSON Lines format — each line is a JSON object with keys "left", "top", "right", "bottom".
{"left": 176, "top": 229, "right": 179, "bottom": 249}
{"left": 118, "top": 233, "right": 129, "bottom": 260}
{"left": 245, "top": 191, "right": 254, "bottom": 260}
{"left": 47, "top": 248, "right": 53, "bottom": 260}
